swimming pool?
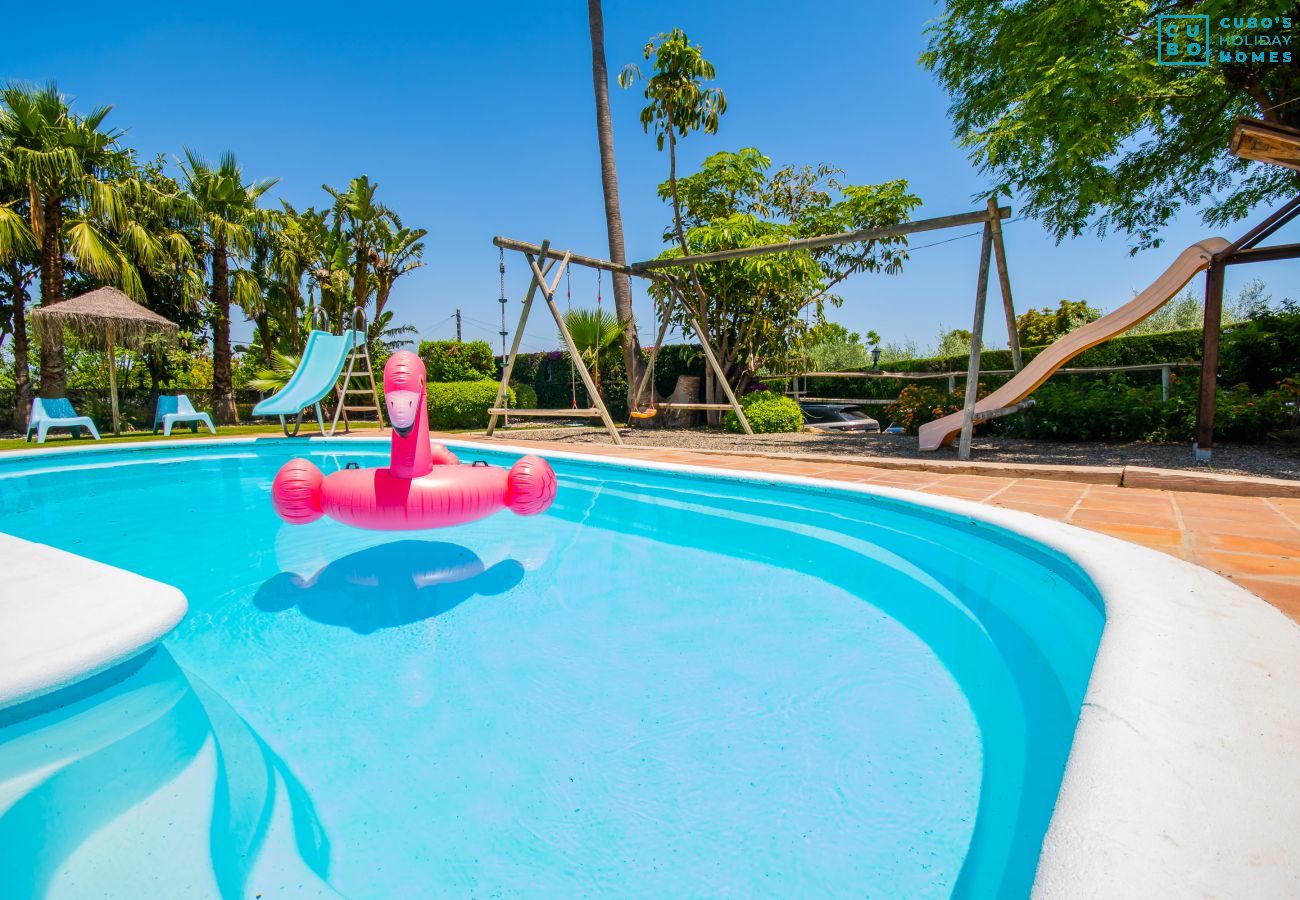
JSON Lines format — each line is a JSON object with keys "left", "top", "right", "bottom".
{"left": 0, "top": 439, "right": 1104, "bottom": 897}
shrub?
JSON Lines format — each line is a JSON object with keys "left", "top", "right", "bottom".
{"left": 512, "top": 383, "right": 538, "bottom": 409}
{"left": 427, "top": 380, "right": 513, "bottom": 430}
{"left": 724, "top": 390, "right": 803, "bottom": 434}
{"left": 994, "top": 376, "right": 1165, "bottom": 442}
{"left": 1220, "top": 302, "right": 1300, "bottom": 391}
{"left": 418, "top": 340, "right": 496, "bottom": 382}
{"left": 889, "top": 384, "right": 967, "bottom": 434}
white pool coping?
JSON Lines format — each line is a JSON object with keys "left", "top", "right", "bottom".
{"left": 2, "top": 435, "right": 1298, "bottom": 896}
{"left": 0, "top": 532, "right": 187, "bottom": 711}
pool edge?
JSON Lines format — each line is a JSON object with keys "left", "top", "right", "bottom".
{"left": 456, "top": 438, "right": 1300, "bottom": 899}
{"left": 3, "top": 436, "right": 1299, "bottom": 896}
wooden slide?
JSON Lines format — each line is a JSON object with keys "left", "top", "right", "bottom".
{"left": 918, "top": 237, "right": 1229, "bottom": 451}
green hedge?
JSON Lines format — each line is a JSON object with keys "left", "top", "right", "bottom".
{"left": 513, "top": 383, "right": 538, "bottom": 409}
{"left": 724, "top": 390, "right": 803, "bottom": 434}
{"left": 419, "top": 340, "right": 496, "bottom": 382}
{"left": 427, "top": 380, "right": 513, "bottom": 430}
{"left": 507, "top": 343, "right": 706, "bottom": 422}
{"left": 992, "top": 374, "right": 1295, "bottom": 443}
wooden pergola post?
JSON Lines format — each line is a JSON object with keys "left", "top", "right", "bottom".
{"left": 1193, "top": 261, "right": 1225, "bottom": 461}
{"left": 957, "top": 222, "right": 995, "bottom": 460}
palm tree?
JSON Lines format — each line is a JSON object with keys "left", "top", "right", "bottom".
{"left": 369, "top": 216, "right": 425, "bottom": 335}
{"left": 178, "top": 149, "right": 278, "bottom": 424}
{"left": 561, "top": 307, "right": 627, "bottom": 396}
{"left": 0, "top": 82, "right": 158, "bottom": 396}
{"left": 270, "top": 202, "right": 325, "bottom": 350}
{"left": 323, "top": 175, "right": 386, "bottom": 316}
{"left": 586, "top": 0, "right": 646, "bottom": 408}
{"left": 0, "top": 168, "right": 37, "bottom": 426}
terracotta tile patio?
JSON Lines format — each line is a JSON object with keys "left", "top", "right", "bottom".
{"left": 458, "top": 436, "right": 1300, "bottom": 624}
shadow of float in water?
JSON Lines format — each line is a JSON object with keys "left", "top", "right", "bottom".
{"left": 254, "top": 540, "right": 524, "bottom": 633}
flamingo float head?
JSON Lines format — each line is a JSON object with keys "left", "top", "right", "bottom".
{"left": 384, "top": 351, "right": 426, "bottom": 438}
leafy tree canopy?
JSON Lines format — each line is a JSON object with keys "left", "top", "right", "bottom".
{"left": 921, "top": 2, "right": 1300, "bottom": 251}
{"left": 1015, "top": 299, "right": 1102, "bottom": 347}
{"left": 649, "top": 149, "right": 920, "bottom": 390}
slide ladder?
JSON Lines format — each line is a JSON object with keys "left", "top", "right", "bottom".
{"left": 251, "top": 307, "right": 385, "bottom": 437}
{"left": 328, "top": 313, "right": 384, "bottom": 435}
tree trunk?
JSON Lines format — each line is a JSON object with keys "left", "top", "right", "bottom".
{"left": 255, "top": 310, "right": 274, "bottom": 364}
{"left": 9, "top": 268, "right": 31, "bottom": 429}
{"left": 37, "top": 190, "right": 66, "bottom": 398}
{"left": 664, "top": 124, "right": 724, "bottom": 424}
{"left": 211, "top": 238, "right": 239, "bottom": 424}
{"left": 287, "top": 276, "right": 303, "bottom": 348}
{"left": 374, "top": 281, "right": 392, "bottom": 324}
{"left": 587, "top": 0, "right": 646, "bottom": 412}
{"left": 352, "top": 253, "right": 369, "bottom": 314}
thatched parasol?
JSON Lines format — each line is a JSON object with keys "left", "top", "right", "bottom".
{"left": 31, "top": 287, "right": 180, "bottom": 436}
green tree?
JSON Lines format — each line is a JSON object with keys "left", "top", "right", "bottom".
{"left": 0, "top": 82, "right": 171, "bottom": 396}
{"left": 370, "top": 216, "right": 425, "bottom": 336}
{"left": 620, "top": 28, "right": 727, "bottom": 410}
{"left": 323, "top": 175, "right": 386, "bottom": 317}
{"left": 0, "top": 145, "right": 38, "bottom": 425}
{"left": 921, "top": 3, "right": 1300, "bottom": 251}
{"left": 647, "top": 149, "right": 920, "bottom": 394}
{"left": 1015, "top": 299, "right": 1102, "bottom": 347}
{"left": 934, "top": 328, "right": 974, "bottom": 358}
{"left": 1127, "top": 278, "right": 1272, "bottom": 335}
{"left": 179, "top": 149, "right": 278, "bottom": 424}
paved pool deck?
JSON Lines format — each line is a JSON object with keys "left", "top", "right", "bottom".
{"left": 452, "top": 434, "right": 1300, "bottom": 624}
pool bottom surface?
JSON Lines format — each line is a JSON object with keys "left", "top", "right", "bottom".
{"left": 0, "top": 441, "right": 1100, "bottom": 897}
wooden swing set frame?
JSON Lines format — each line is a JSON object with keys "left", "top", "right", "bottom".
{"left": 490, "top": 201, "right": 1014, "bottom": 455}
{"left": 486, "top": 237, "right": 756, "bottom": 442}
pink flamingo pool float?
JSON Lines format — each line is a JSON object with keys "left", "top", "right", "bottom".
{"left": 271, "top": 351, "right": 557, "bottom": 529}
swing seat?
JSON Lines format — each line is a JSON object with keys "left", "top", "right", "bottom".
{"left": 629, "top": 407, "right": 658, "bottom": 420}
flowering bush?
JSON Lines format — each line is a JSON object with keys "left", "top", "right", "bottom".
{"left": 889, "top": 384, "right": 967, "bottom": 434}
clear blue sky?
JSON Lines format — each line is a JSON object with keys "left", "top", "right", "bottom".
{"left": 7, "top": 0, "right": 1298, "bottom": 355}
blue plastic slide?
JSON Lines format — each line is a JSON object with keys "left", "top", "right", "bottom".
{"left": 252, "top": 329, "right": 363, "bottom": 434}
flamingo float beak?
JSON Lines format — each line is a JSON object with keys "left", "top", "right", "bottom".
{"left": 386, "top": 390, "right": 421, "bottom": 437}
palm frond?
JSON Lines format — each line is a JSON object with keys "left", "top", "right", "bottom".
{"left": 0, "top": 202, "right": 36, "bottom": 263}
{"left": 65, "top": 220, "right": 122, "bottom": 282}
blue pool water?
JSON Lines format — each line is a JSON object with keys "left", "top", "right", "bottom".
{"left": 0, "top": 440, "right": 1103, "bottom": 898}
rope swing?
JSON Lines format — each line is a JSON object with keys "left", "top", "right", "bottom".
{"left": 629, "top": 289, "right": 658, "bottom": 420}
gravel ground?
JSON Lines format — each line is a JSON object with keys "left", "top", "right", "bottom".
{"left": 483, "top": 425, "right": 1300, "bottom": 481}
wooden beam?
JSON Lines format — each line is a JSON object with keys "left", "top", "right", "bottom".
{"left": 1229, "top": 116, "right": 1300, "bottom": 173}
{"left": 488, "top": 407, "right": 600, "bottom": 417}
{"left": 987, "top": 198, "right": 1022, "bottom": 372}
{"left": 492, "top": 236, "right": 637, "bottom": 277}
{"left": 1222, "top": 241, "right": 1300, "bottom": 266}
{"left": 633, "top": 206, "right": 1011, "bottom": 271}
{"left": 957, "top": 223, "right": 994, "bottom": 460}
{"left": 654, "top": 403, "right": 735, "bottom": 411}
{"left": 1215, "top": 194, "right": 1300, "bottom": 259}
{"left": 772, "top": 361, "right": 1197, "bottom": 379}
{"left": 1194, "top": 262, "right": 1225, "bottom": 460}
{"left": 971, "top": 397, "right": 1035, "bottom": 423}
